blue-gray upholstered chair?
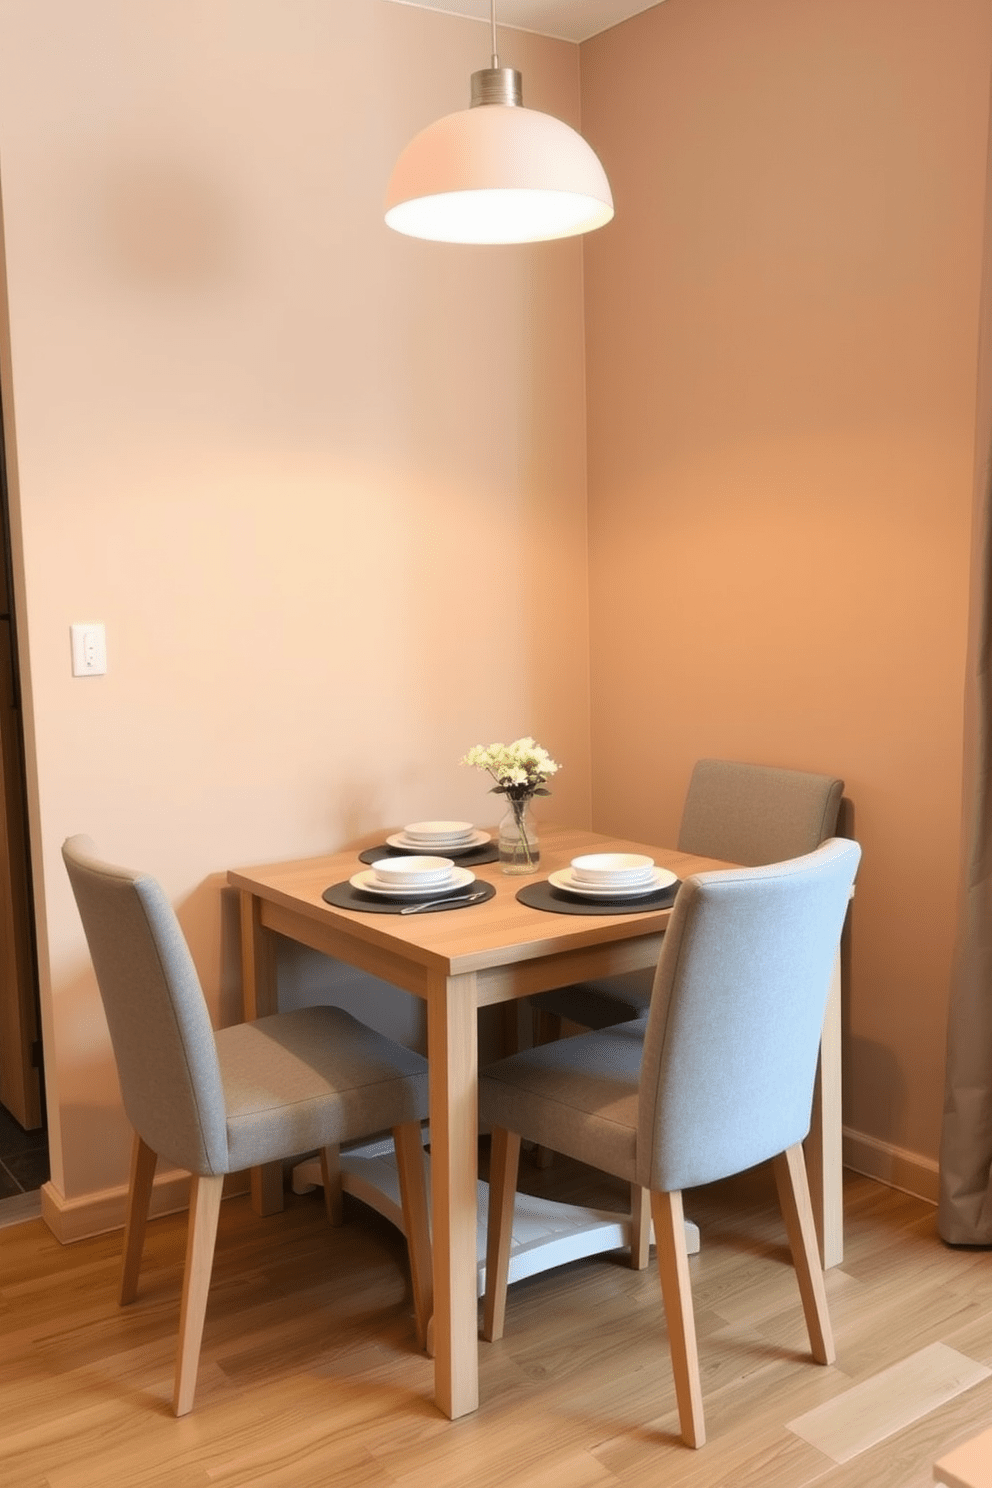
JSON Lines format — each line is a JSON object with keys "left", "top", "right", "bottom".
{"left": 62, "top": 835, "right": 433, "bottom": 1417}
{"left": 480, "top": 837, "right": 861, "bottom": 1448}
{"left": 527, "top": 761, "right": 846, "bottom": 1245}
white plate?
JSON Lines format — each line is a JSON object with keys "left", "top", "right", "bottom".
{"left": 387, "top": 830, "right": 490, "bottom": 854}
{"left": 571, "top": 869, "right": 655, "bottom": 887}
{"left": 404, "top": 819, "right": 474, "bottom": 837}
{"left": 401, "top": 830, "right": 475, "bottom": 846}
{"left": 350, "top": 867, "right": 476, "bottom": 898}
{"left": 548, "top": 867, "right": 678, "bottom": 899}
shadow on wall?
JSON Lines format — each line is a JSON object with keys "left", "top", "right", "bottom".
{"left": 219, "top": 877, "right": 509, "bottom": 1065}
{"left": 836, "top": 795, "right": 912, "bottom": 1175}
{"left": 276, "top": 938, "right": 429, "bottom": 1055}
{"left": 99, "top": 155, "right": 242, "bottom": 289}
{"left": 218, "top": 866, "right": 431, "bottom": 1057}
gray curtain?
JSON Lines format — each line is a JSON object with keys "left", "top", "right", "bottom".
{"left": 938, "top": 67, "right": 992, "bottom": 1245}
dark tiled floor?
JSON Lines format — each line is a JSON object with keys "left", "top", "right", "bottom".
{"left": 0, "top": 1100, "right": 48, "bottom": 1196}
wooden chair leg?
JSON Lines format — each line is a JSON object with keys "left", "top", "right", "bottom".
{"left": 529, "top": 1014, "right": 562, "bottom": 1169}
{"left": 498, "top": 1001, "right": 521, "bottom": 1057}
{"left": 629, "top": 1183, "right": 652, "bottom": 1269}
{"left": 531, "top": 1142, "right": 554, "bottom": 1171}
{"left": 173, "top": 1173, "right": 223, "bottom": 1417}
{"left": 120, "top": 1133, "right": 158, "bottom": 1306}
{"left": 319, "top": 1144, "right": 343, "bottom": 1226}
{"left": 482, "top": 1126, "right": 522, "bottom": 1343}
{"left": 773, "top": 1143, "right": 835, "bottom": 1366}
{"left": 652, "top": 1188, "right": 705, "bottom": 1449}
{"left": 393, "top": 1121, "right": 433, "bottom": 1353}
{"left": 533, "top": 1009, "right": 563, "bottom": 1047}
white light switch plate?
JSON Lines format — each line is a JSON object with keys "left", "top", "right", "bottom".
{"left": 70, "top": 623, "right": 107, "bottom": 676}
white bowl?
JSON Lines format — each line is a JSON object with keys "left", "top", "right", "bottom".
{"left": 371, "top": 855, "right": 455, "bottom": 888}
{"left": 570, "top": 852, "right": 655, "bottom": 886}
{"left": 403, "top": 820, "right": 474, "bottom": 843}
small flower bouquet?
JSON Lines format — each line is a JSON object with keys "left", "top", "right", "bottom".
{"left": 461, "top": 737, "right": 560, "bottom": 873}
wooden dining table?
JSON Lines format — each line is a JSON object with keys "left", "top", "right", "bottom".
{"left": 228, "top": 825, "right": 842, "bottom": 1421}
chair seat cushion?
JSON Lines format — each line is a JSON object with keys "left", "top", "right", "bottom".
{"left": 530, "top": 968, "right": 654, "bottom": 1027}
{"left": 480, "top": 1020, "right": 646, "bottom": 1183}
{"left": 216, "top": 1007, "right": 429, "bottom": 1173}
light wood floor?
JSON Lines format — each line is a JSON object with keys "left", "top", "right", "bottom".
{"left": 2, "top": 1153, "right": 991, "bottom": 1487}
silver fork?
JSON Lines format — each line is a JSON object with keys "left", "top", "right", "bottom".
{"left": 400, "top": 889, "right": 488, "bottom": 915}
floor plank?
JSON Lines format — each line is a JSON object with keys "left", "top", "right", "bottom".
{"left": 2, "top": 1160, "right": 992, "bottom": 1486}
{"left": 787, "top": 1343, "right": 991, "bottom": 1463}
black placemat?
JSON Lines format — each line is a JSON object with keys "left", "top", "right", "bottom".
{"left": 515, "top": 879, "right": 682, "bottom": 916}
{"left": 323, "top": 879, "right": 497, "bottom": 915}
{"left": 358, "top": 840, "right": 499, "bottom": 868}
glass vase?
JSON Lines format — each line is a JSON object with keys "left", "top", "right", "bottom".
{"left": 498, "top": 796, "right": 540, "bottom": 875}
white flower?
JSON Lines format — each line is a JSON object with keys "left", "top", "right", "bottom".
{"left": 460, "top": 736, "right": 560, "bottom": 798}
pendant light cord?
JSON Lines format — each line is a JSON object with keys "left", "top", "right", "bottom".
{"left": 490, "top": 0, "right": 498, "bottom": 70}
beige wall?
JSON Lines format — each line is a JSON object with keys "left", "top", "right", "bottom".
{"left": 0, "top": 0, "right": 592, "bottom": 1215}
{"left": 1, "top": 0, "right": 988, "bottom": 1224}
{"left": 582, "top": 0, "right": 992, "bottom": 1187}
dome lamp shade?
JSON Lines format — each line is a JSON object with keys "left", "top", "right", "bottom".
{"left": 384, "top": 21, "right": 613, "bottom": 246}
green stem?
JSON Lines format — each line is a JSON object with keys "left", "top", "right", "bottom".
{"left": 509, "top": 795, "right": 534, "bottom": 867}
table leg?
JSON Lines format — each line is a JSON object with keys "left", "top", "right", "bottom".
{"left": 427, "top": 970, "right": 480, "bottom": 1419}
{"left": 238, "top": 890, "right": 284, "bottom": 1217}
{"left": 806, "top": 949, "right": 843, "bottom": 1268}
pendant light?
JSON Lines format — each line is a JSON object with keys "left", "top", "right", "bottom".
{"left": 384, "top": 0, "right": 613, "bottom": 245}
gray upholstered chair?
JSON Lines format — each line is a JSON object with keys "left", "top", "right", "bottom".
{"left": 480, "top": 837, "right": 861, "bottom": 1448}
{"left": 527, "top": 761, "right": 846, "bottom": 1223}
{"left": 62, "top": 835, "right": 433, "bottom": 1417}
{"left": 531, "top": 759, "right": 846, "bottom": 1035}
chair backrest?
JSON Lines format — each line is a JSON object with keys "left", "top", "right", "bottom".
{"left": 676, "top": 759, "right": 845, "bottom": 866}
{"left": 62, "top": 836, "right": 230, "bottom": 1176}
{"left": 636, "top": 837, "right": 860, "bottom": 1194}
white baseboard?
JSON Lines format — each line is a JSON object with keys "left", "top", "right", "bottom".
{"left": 38, "top": 1132, "right": 937, "bottom": 1244}
{"left": 40, "top": 1169, "right": 250, "bottom": 1244}
{"left": 843, "top": 1127, "right": 939, "bottom": 1205}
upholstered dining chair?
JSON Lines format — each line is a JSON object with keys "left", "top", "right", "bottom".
{"left": 480, "top": 837, "right": 862, "bottom": 1449}
{"left": 62, "top": 835, "right": 433, "bottom": 1417}
{"left": 531, "top": 759, "right": 846, "bottom": 1036}
{"left": 526, "top": 761, "right": 847, "bottom": 1220}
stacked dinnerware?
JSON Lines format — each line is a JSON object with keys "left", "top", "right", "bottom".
{"left": 550, "top": 852, "right": 677, "bottom": 899}
{"left": 569, "top": 853, "right": 655, "bottom": 888}
{"left": 385, "top": 819, "right": 487, "bottom": 856}
{"left": 371, "top": 855, "right": 456, "bottom": 890}
{"left": 401, "top": 821, "right": 475, "bottom": 849}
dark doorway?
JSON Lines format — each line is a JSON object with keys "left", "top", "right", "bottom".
{"left": 0, "top": 384, "right": 46, "bottom": 1189}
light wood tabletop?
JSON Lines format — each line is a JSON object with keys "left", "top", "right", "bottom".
{"left": 228, "top": 824, "right": 842, "bottom": 1421}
